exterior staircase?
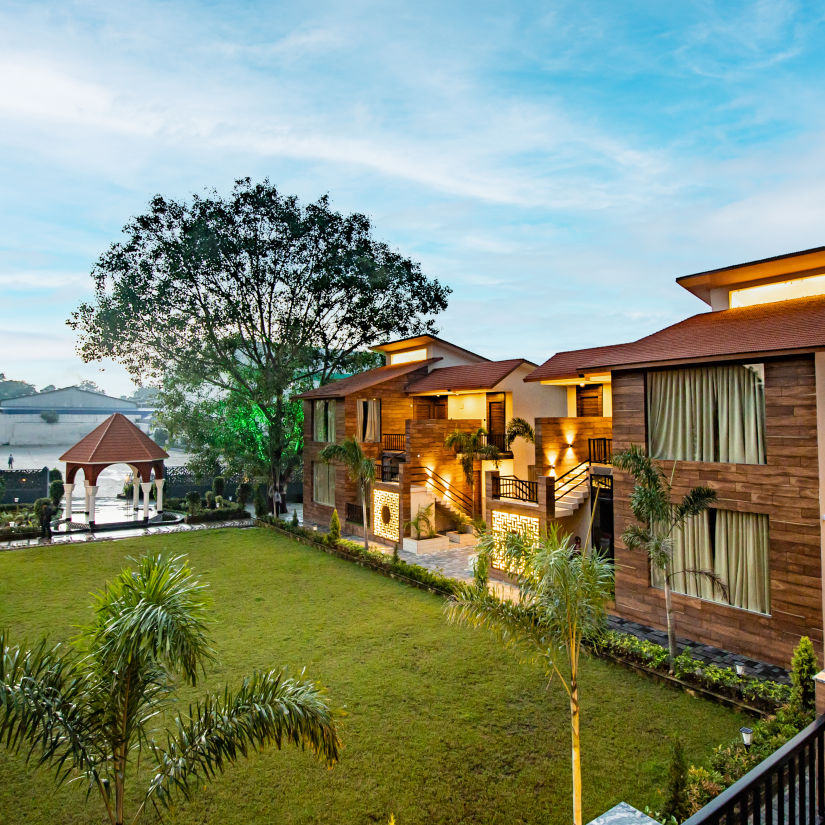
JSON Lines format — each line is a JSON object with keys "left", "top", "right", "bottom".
{"left": 554, "top": 484, "right": 590, "bottom": 518}
{"left": 553, "top": 462, "right": 591, "bottom": 519}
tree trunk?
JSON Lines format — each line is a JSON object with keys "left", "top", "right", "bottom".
{"left": 663, "top": 563, "right": 677, "bottom": 672}
{"left": 570, "top": 680, "right": 583, "bottom": 825}
{"left": 361, "top": 485, "right": 369, "bottom": 552}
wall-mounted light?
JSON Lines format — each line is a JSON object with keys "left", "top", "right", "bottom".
{"left": 579, "top": 382, "right": 585, "bottom": 387}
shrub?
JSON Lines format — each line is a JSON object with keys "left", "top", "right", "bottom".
{"left": 790, "top": 635, "right": 818, "bottom": 714}
{"left": 205, "top": 491, "right": 216, "bottom": 510}
{"left": 291, "top": 509, "right": 299, "bottom": 528}
{"left": 254, "top": 487, "right": 269, "bottom": 518}
{"left": 122, "top": 480, "right": 134, "bottom": 499}
{"left": 212, "top": 476, "right": 226, "bottom": 497}
{"left": 40, "top": 410, "right": 59, "bottom": 424}
{"left": 185, "top": 507, "right": 251, "bottom": 524}
{"left": 185, "top": 491, "right": 201, "bottom": 515}
{"left": 328, "top": 509, "right": 341, "bottom": 543}
{"left": 48, "top": 468, "right": 62, "bottom": 482}
{"left": 473, "top": 547, "right": 489, "bottom": 590}
{"left": 152, "top": 427, "right": 169, "bottom": 447}
{"left": 662, "top": 740, "right": 690, "bottom": 822}
{"left": 32, "top": 498, "right": 52, "bottom": 520}
{"left": 215, "top": 495, "right": 225, "bottom": 508}
{"left": 237, "top": 480, "right": 252, "bottom": 507}
{"left": 48, "top": 479, "right": 64, "bottom": 508}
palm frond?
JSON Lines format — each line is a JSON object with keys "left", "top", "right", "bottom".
{"left": 673, "top": 486, "right": 717, "bottom": 524}
{"left": 147, "top": 669, "right": 341, "bottom": 808}
{"left": 505, "top": 417, "right": 534, "bottom": 448}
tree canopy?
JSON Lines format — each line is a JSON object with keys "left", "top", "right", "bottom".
{"left": 0, "top": 374, "right": 36, "bottom": 401}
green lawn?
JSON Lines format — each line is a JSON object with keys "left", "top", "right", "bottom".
{"left": 0, "top": 528, "right": 743, "bottom": 824}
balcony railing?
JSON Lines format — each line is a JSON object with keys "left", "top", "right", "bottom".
{"left": 483, "top": 432, "right": 509, "bottom": 453}
{"left": 588, "top": 438, "right": 612, "bottom": 464}
{"left": 377, "top": 463, "right": 400, "bottom": 483}
{"left": 382, "top": 433, "right": 406, "bottom": 452}
{"left": 492, "top": 475, "right": 538, "bottom": 503}
{"left": 345, "top": 501, "right": 370, "bottom": 525}
{"left": 682, "top": 714, "right": 825, "bottom": 825}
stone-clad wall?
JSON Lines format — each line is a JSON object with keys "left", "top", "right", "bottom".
{"left": 611, "top": 355, "right": 822, "bottom": 667}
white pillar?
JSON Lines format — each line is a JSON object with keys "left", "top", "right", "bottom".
{"left": 88, "top": 485, "right": 98, "bottom": 528}
{"left": 155, "top": 478, "right": 165, "bottom": 513}
{"left": 132, "top": 474, "right": 140, "bottom": 510}
{"left": 84, "top": 480, "right": 91, "bottom": 515}
{"left": 63, "top": 482, "right": 74, "bottom": 522}
{"left": 140, "top": 481, "right": 152, "bottom": 521}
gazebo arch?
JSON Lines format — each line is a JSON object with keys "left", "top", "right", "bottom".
{"left": 59, "top": 413, "right": 169, "bottom": 529}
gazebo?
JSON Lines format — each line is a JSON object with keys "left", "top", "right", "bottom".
{"left": 59, "top": 413, "right": 169, "bottom": 529}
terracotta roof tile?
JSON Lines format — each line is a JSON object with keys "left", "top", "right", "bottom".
{"left": 526, "top": 294, "right": 825, "bottom": 381}
{"left": 405, "top": 359, "right": 531, "bottom": 394}
{"left": 296, "top": 359, "right": 441, "bottom": 400}
{"left": 59, "top": 413, "right": 169, "bottom": 464}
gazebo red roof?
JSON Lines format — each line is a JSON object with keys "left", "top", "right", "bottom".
{"left": 59, "top": 413, "right": 169, "bottom": 464}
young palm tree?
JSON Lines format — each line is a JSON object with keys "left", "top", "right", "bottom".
{"left": 446, "top": 525, "right": 613, "bottom": 825}
{"left": 613, "top": 444, "right": 719, "bottom": 670}
{"left": 443, "top": 428, "right": 500, "bottom": 517}
{"left": 504, "top": 417, "right": 534, "bottom": 450}
{"left": 320, "top": 436, "right": 376, "bottom": 551}
{"left": 0, "top": 553, "right": 340, "bottom": 825}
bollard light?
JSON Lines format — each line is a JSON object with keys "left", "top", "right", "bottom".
{"left": 740, "top": 726, "right": 753, "bottom": 749}
{"left": 735, "top": 662, "right": 746, "bottom": 676}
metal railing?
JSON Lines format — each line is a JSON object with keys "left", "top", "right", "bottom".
{"left": 683, "top": 715, "right": 825, "bottom": 825}
{"left": 588, "top": 438, "right": 612, "bottom": 464}
{"left": 382, "top": 433, "right": 406, "bottom": 452}
{"left": 345, "top": 501, "right": 369, "bottom": 525}
{"left": 554, "top": 462, "right": 589, "bottom": 501}
{"left": 377, "top": 463, "right": 400, "bottom": 483}
{"left": 483, "top": 432, "right": 509, "bottom": 453}
{"left": 408, "top": 466, "right": 473, "bottom": 516}
{"left": 492, "top": 475, "right": 538, "bottom": 503}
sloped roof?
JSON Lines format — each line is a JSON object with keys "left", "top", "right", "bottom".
{"left": 405, "top": 359, "right": 532, "bottom": 394}
{"left": 372, "top": 334, "right": 488, "bottom": 362}
{"left": 60, "top": 413, "right": 168, "bottom": 464}
{"left": 296, "top": 359, "right": 441, "bottom": 400}
{"left": 0, "top": 386, "right": 138, "bottom": 409}
{"left": 526, "top": 294, "right": 825, "bottom": 381}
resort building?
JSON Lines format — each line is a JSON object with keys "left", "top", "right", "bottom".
{"left": 525, "top": 246, "right": 825, "bottom": 667}
{"left": 298, "top": 335, "right": 566, "bottom": 550}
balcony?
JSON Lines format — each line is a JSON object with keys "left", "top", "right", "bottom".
{"left": 588, "top": 437, "right": 612, "bottom": 464}
{"left": 482, "top": 431, "right": 511, "bottom": 455}
{"left": 382, "top": 433, "right": 406, "bottom": 452}
{"left": 376, "top": 462, "right": 400, "bottom": 483}
{"left": 491, "top": 474, "right": 538, "bottom": 503}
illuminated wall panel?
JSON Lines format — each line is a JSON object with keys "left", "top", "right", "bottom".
{"left": 373, "top": 489, "right": 400, "bottom": 541}
{"left": 490, "top": 510, "right": 540, "bottom": 569}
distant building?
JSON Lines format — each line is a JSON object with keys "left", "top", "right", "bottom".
{"left": 0, "top": 386, "right": 152, "bottom": 446}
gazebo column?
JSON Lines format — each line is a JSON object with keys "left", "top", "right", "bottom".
{"left": 141, "top": 481, "right": 152, "bottom": 522}
{"left": 88, "top": 485, "right": 99, "bottom": 530}
{"left": 84, "top": 481, "right": 91, "bottom": 515}
{"left": 155, "top": 478, "right": 165, "bottom": 514}
{"left": 63, "top": 482, "right": 74, "bottom": 522}
{"left": 132, "top": 473, "right": 140, "bottom": 511}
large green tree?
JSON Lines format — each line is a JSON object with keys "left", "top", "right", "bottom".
{"left": 0, "top": 553, "right": 340, "bottom": 825}
{"left": 69, "top": 179, "right": 450, "bottom": 511}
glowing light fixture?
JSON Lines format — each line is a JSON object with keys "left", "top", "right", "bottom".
{"left": 730, "top": 273, "right": 825, "bottom": 308}
{"left": 739, "top": 727, "right": 753, "bottom": 749}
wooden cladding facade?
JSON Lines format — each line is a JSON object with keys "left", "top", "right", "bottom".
{"left": 611, "top": 355, "right": 822, "bottom": 666}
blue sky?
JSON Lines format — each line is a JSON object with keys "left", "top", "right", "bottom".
{"left": 2, "top": 0, "right": 825, "bottom": 395}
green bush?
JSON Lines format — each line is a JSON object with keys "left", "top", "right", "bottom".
{"left": 212, "top": 476, "right": 225, "bottom": 497}
{"left": 329, "top": 509, "right": 341, "bottom": 543}
{"left": 48, "top": 468, "right": 62, "bottom": 482}
{"left": 473, "top": 547, "right": 489, "bottom": 590}
{"left": 237, "top": 480, "right": 252, "bottom": 507}
{"left": 291, "top": 509, "right": 299, "bottom": 528}
{"left": 205, "top": 491, "right": 216, "bottom": 510}
{"left": 40, "top": 410, "right": 59, "bottom": 424}
{"left": 48, "top": 479, "right": 64, "bottom": 507}
{"left": 185, "top": 507, "right": 250, "bottom": 524}
{"left": 790, "top": 635, "right": 818, "bottom": 714}
{"left": 662, "top": 740, "right": 690, "bottom": 822}
{"left": 254, "top": 487, "right": 268, "bottom": 518}
{"left": 163, "top": 497, "right": 186, "bottom": 512}
{"left": 185, "top": 491, "right": 201, "bottom": 515}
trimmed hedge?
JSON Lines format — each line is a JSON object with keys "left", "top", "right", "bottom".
{"left": 184, "top": 507, "right": 251, "bottom": 524}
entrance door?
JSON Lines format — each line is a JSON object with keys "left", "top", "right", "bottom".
{"left": 486, "top": 393, "right": 506, "bottom": 451}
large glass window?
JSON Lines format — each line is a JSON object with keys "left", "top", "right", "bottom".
{"left": 313, "top": 400, "right": 336, "bottom": 443}
{"left": 312, "top": 462, "right": 335, "bottom": 507}
{"left": 356, "top": 399, "right": 381, "bottom": 442}
{"left": 652, "top": 509, "right": 770, "bottom": 614}
{"left": 647, "top": 364, "right": 766, "bottom": 464}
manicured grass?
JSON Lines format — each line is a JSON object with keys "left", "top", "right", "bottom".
{"left": 0, "top": 528, "right": 744, "bottom": 824}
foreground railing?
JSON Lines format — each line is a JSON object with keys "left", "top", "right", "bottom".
{"left": 683, "top": 715, "right": 825, "bottom": 825}
{"left": 408, "top": 466, "right": 473, "bottom": 516}
{"left": 492, "top": 475, "right": 538, "bottom": 503}
{"left": 483, "top": 432, "right": 509, "bottom": 453}
{"left": 345, "top": 501, "right": 370, "bottom": 525}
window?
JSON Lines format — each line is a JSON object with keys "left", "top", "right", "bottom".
{"left": 313, "top": 400, "right": 336, "bottom": 443}
{"left": 312, "top": 462, "right": 335, "bottom": 507}
{"left": 652, "top": 508, "right": 770, "bottom": 614}
{"left": 356, "top": 399, "right": 381, "bottom": 442}
{"left": 647, "top": 364, "right": 766, "bottom": 464}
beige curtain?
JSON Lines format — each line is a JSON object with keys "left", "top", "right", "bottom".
{"left": 313, "top": 463, "right": 335, "bottom": 506}
{"left": 365, "top": 400, "right": 381, "bottom": 442}
{"left": 714, "top": 510, "right": 770, "bottom": 614}
{"left": 326, "top": 401, "right": 336, "bottom": 443}
{"left": 651, "top": 512, "right": 714, "bottom": 599}
{"left": 313, "top": 400, "right": 326, "bottom": 441}
{"left": 647, "top": 364, "right": 765, "bottom": 464}
{"left": 356, "top": 401, "right": 365, "bottom": 442}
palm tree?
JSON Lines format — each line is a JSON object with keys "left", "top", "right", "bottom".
{"left": 613, "top": 444, "right": 720, "bottom": 670}
{"left": 444, "top": 428, "right": 500, "bottom": 517}
{"left": 505, "top": 417, "right": 534, "bottom": 450}
{"left": 320, "top": 436, "right": 376, "bottom": 551}
{"left": 446, "top": 525, "right": 613, "bottom": 825}
{"left": 0, "top": 553, "right": 340, "bottom": 825}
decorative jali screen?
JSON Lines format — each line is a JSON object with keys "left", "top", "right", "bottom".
{"left": 490, "top": 510, "right": 540, "bottom": 569}
{"left": 373, "top": 489, "right": 400, "bottom": 542}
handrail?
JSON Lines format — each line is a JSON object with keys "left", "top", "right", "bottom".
{"left": 554, "top": 462, "right": 589, "bottom": 501}
{"left": 588, "top": 438, "right": 612, "bottom": 464}
{"left": 682, "top": 714, "right": 825, "bottom": 824}
{"left": 493, "top": 475, "right": 538, "bottom": 503}
{"left": 408, "top": 466, "right": 473, "bottom": 515}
